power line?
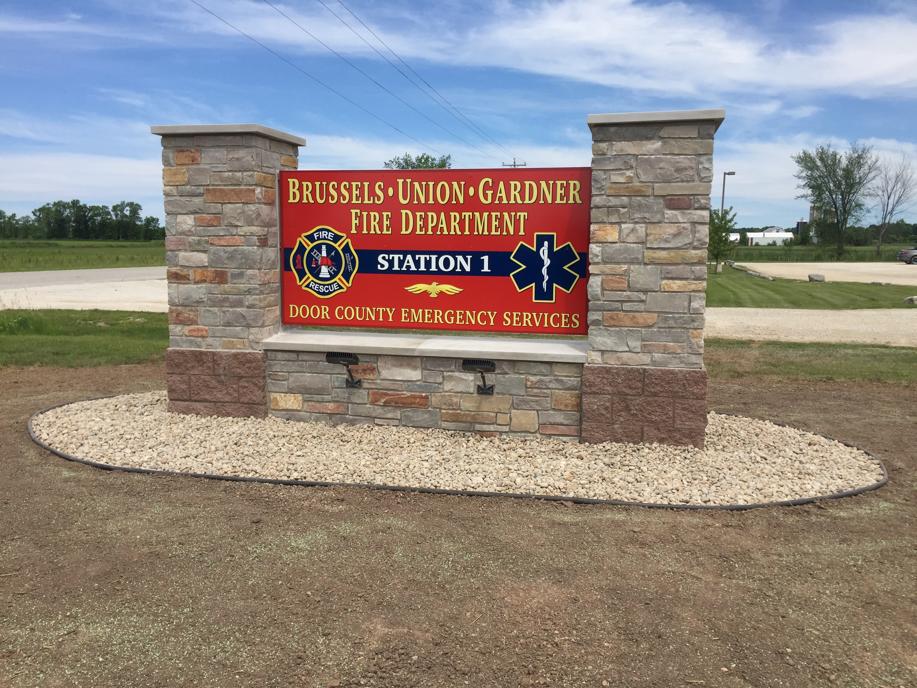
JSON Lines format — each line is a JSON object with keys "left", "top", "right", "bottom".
{"left": 187, "top": 0, "right": 443, "bottom": 155}
{"left": 260, "top": 0, "right": 492, "bottom": 159}
{"left": 315, "top": 0, "right": 515, "bottom": 159}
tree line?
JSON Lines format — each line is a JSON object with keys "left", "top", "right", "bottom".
{"left": 0, "top": 200, "right": 164, "bottom": 241}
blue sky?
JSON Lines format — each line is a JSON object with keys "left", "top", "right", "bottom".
{"left": 1, "top": 0, "right": 916, "bottom": 227}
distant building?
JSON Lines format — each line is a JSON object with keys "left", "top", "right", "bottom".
{"left": 729, "top": 226, "right": 795, "bottom": 245}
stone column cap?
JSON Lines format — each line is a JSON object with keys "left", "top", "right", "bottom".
{"left": 587, "top": 109, "right": 725, "bottom": 130}
{"left": 150, "top": 123, "right": 306, "bottom": 146}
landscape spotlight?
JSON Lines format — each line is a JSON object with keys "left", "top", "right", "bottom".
{"left": 325, "top": 351, "right": 362, "bottom": 388}
{"left": 461, "top": 359, "right": 496, "bottom": 395}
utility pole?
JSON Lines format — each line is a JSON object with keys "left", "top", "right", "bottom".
{"left": 502, "top": 158, "right": 527, "bottom": 168}
{"left": 720, "top": 170, "right": 735, "bottom": 213}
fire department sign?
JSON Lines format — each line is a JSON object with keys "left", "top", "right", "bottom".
{"left": 280, "top": 167, "right": 590, "bottom": 335}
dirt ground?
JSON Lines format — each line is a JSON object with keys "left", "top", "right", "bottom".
{"left": 1, "top": 365, "right": 915, "bottom": 688}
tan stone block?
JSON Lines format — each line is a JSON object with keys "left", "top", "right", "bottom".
{"left": 644, "top": 249, "right": 707, "bottom": 264}
{"left": 174, "top": 149, "right": 201, "bottom": 165}
{"left": 255, "top": 172, "right": 276, "bottom": 187}
{"left": 590, "top": 224, "right": 619, "bottom": 242}
{"left": 605, "top": 183, "right": 652, "bottom": 196}
{"left": 271, "top": 393, "right": 303, "bottom": 410}
{"left": 368, "top": 390, "right": 429, "bottom": 408}
{"left": 539, "top": 424, "right": 579, "bottom": 437}
{"left": 441, "top": 410, "right": 496, "bottom": 424}
{"left": 460, "top": 394, "right": 512, "bottom": 413}
{"left": 552, "top": 391, "right": 580, "bottom": 411}
{"left": 204, "top": 187, "right": 257, "bottom": 204}
{"left": 221, "top": 339, "right": 248, "bottom": 350}
{"left": 661, "top": 280, "right": 705, "bottom": 292}
{"left": 431, "top": 392, "right": 462, "bottom": 409}
{"left": 602, "top": 312, "right": 658, "bottom": 327}
{"left": 642, "top": 341, "right": 687, "bottom": 354}
{"left": 185, "top": 326, "right": 208, "bottom": 337}
{"left": 496, "top": 413, "right": 510, "bottom": 425}
{"left": 280, "top": 155, "right": 298, "bottom": 168}
{"left": 163, "top": 167, "right": 188, "bottom": 186}
{"left": 653, "top": 182, "right": 711, "bottom": 196}
{"left": 589, "top": 264, "right": 629, "bottom": 275}
{"left": 510, "top": 409, "right": 538, "bottom": 432}
{"left": 601, "top": 275, "right": 627, "bottom": 291}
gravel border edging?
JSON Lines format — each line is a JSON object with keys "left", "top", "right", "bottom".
{"left": 25, "top": 397, "right": 889, "bottom": 511}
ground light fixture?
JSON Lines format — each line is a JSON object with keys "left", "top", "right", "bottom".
{"left": 461, "top": 359, "right": 496, "bottom": 395}
{"left": 325, "top": 352, "right": 362, "bottom": 388}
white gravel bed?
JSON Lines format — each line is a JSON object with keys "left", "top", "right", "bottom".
{"left": 30, "top": 392, "right": 885, "bottom": 506}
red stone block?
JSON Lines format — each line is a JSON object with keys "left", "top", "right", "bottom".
{"left": 166, "top": 374, "right": 190, "bottom": 401}
{"left": 174, "top": 149, "right": 200, "bottom": 165}
{"left": 303, "top": 401, "right": 348, "bottom": 414}
{"left": 196, "top": 375, "right": 238, "bottom": 403}
{"left": 167, "top": 267, "right": 190, "bottom": 283}
{"left": 643, "top": 424, "right": 705, "bottom": 448}
{"left": 581, "top": 394, "right": 613, "bottom": 420}
{"left": 237, "top": 377, "right": 266, "bottom": 405}
{"left": 368, "top": 390, "right": 430, "bottom": 408}
{"left": 208, "top": 236, "right": 244, "bottom": 246}
{"left": 165, "top": 348, "right": 214, "bottom": 375}
{"left": 664, "top": 196, "right": 693, "bottom": 209}
{"left": 169, "top": 308, "right": 198, "bottom": 325}
{"left": 615, "top": 396, "right": 673, "bottom": 426}
{"left": 214, "top": 351, "right": 265, "bottom": 377}
{"left": 539, "top": 424, "right": 580, "bottom": 437}
{"left": 673, "top": 398, "right": 708, "bottom": 427}
{"left": 348, "top": 363, "right": 378, "bottom": 380}
{"left": 643, "top": 367, "right": 707, "bottom": 399}
{"left": 581, "top": 364, "right": 644, "bottom": 396}
{"left": 581, "top": 421, "right": 642, "bottom": 444}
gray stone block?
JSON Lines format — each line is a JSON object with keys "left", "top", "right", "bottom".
{"left": 288, "top": 373, "right": 331, "bottom": 395}
{"left": 401, "top": 408, "right": 441, "bottom": 428}
{"left": 378, "top": 355, "right": 422, "bottom": 380}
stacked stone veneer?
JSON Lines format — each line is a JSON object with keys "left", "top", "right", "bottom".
{"left": 154, "top": 125, "right": 303, "bottom": 417}
{"left": 582, "top": 111, "right": 723, "bottom": 447}
{"left": 156, "top": 111, "right": 722, "bottom": 446}
{"left": 267, "top": 352, "right": 583, "bottom": 438}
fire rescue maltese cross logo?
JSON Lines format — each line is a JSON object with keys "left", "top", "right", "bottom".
{"left": 510, "top": 232, "right": 581, "bottom": 303}
{"left": 289, "top": 226, "right": 358, "bottom": 298}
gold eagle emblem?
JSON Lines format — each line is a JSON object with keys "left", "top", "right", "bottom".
{"left": 404, "top": 282, "right": 463, "bottom": 298}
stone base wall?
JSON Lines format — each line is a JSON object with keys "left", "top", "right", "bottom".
{"left": 580, "top": 364, "right": 707, "bottom": 447}
{"left": 266, "top": 351, "right": 583, "bottom": 440}
{"left": 166, "top": 348, "right": 267, "bottom": 417}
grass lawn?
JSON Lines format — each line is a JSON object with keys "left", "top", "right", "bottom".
{"left": 705, "top": 338, "right": 917, "bottom": 383}
{"left": 707, "top": 265, "right": 916, "bottom": 308}
{"left": 0, "top": 239, "right": 165, "bottom": 272}
{"left": 0, "top": 310, "right": 167, "bottom": 367}
{"left": 1, "top": 309, "right": 915, "bottom": 384}
{"left": 731, "top": 243, "right": 911, "bottom": 262}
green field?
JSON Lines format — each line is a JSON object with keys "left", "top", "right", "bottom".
{"left": 1, "top": 309, "right": 914, "bottom": 384}
{"left": 0, "top": 310, "right": 167, "bottom": 367}
{"left": 730, "top": 244, "right": 911, "bottom": 262}
{"left": 707, "top": 265, "right": 915, "bottom": 308}
{"left": 0, "top": 240, "right": 165, "bottom": 272}
{"left": 705, "top": 338, "right": 917, "bottom": 383}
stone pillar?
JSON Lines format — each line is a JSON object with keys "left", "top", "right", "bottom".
{"left": 581, "top": 109, "right": 724, "bottom": 447}
{"left": 151, "top": 124, "right": 304, "bottom": 417}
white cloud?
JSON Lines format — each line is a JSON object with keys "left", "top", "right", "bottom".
{"left": 150, "top": 0, "right": 917, "bottom": 99}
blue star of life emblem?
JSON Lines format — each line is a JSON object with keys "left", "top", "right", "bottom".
{"left": 289, "top": 226, "right": 358, "bottom": 299}
{"left": 510, "top": 232, "right": 582, "bottom": 303}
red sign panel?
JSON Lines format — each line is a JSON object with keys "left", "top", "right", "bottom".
{"left": 279, "top": 167, "right": 590, "bottom": 335}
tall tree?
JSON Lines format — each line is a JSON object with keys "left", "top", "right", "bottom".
{"left": 708, "top": 207, "right": 737, "bottom": 272}
{"left": 383, "top": 152, "right": 452, "bottom": 169}
{"left": 792, "top": 143, "right": 878, "bottom": 256}
{"left": 872, "top": 154, "right": 915, "bottom": 256}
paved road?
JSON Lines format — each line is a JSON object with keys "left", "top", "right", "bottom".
{"left": 706, "top": 307, "right": 916, "bottom": 347}
{"left": 1, "top": 267, "right": 914, "bottom": 346}
{"left": 0, "top": 267, "right": 167, "bottom": 312}
{"left": 737, "top": 262, "right": 917, "bottom": 286}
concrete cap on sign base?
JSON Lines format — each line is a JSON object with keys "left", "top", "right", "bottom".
{"left": 587, "top": 109, "right": 726, "bottom": 131}
{"left": 150, "top": 123, "right": 306, "bottom": 146}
